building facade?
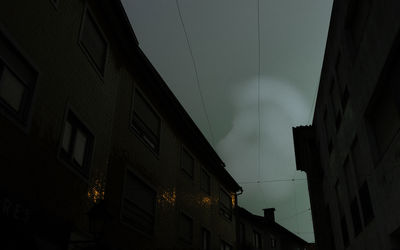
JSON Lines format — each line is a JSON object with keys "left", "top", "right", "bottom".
{"left": 236, "top": 207, "right": 308, "bottom": 250}
{"left": 0, "top": 0, "right": 241, "bottom": 249}
{"left": 101, "top": 1, "right": 242, "bottom": 249}
{"left": 293, "top": 0, "right": 400, "bottom": 249}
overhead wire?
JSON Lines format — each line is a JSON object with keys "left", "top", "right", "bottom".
{"left": 278, "top": 208, "right": 311, "bottom": 221}
{"left": 257, "top": 0, "right": 261, "bottom": 182}
{"left": 238, "top": 178, "right": 307, "bottom": 185}
{"left": 175, "top": 0, "right": 215, "bottom": 146}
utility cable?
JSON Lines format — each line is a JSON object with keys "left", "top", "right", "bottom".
{"left": 257, "top": 0, "right": 261, "bottom": 182}
{"left": 278, "top": 208, "right": 311, "bottom": 221}
{"left": 238, "top": 178, "right": 307, "bottom": 185}
{"left": 175, "top": 0, "right": 215, "bottom": 146}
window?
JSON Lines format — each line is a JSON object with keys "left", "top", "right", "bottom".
{"left": 219, "top": 189, "right": 232, "bottom": 220}
{"left": 253, "top": 231, "right": 262, "bottom": 249}
{"left": 181, "top": 148, "right": 194, "bottom": 178}
{"left": 0, "top": 31, "right": 36, "bottom": 124}
{"left": 220, "top": 240, "right": 233, "bottom": 250}
{"left": 366, "top": 86, "right": 400, "bottom": 163}
{"left": 335, "top": 112, "right": 342, "bottom": 131}
{"left": 326, "top": 205, "right": 336, "bottom": 249}
{"left": 345, "top": 0, "right": 371, "bottom": 48}
{"left": 50, "top": 0, "right": 59, "bottom": 8}
{"left": 202, "top": 228, "right": 210, "bottom": 250}
{"left": 323, "top": 108, "right": 328, "bottom": 139}
{"left": 60, "top": 111, "right": 93, "bottom": 178}
{"left": 341, "top": 216, "right": 350, "bottom": 247}
{"left": 179, "top": 213, "right": 193, "bottom": 243}
{"left": 271, "top": 236, "right": 277, "bottom": 248}
{"left": 121, "top": 171, "right": 156, "bottom": 235}
{"left": 131, "top": 90, "right": 161, "bottom": 152}
{"left": 239, "top": 223, "right": 245, "bottom": 243}
{"left": 329, "top": 80, "right": 343, "bottom": 131}
{"left": 79, "top": 8, "right": 108, "bottom": 75}
{"left": 341, "top": 85, "right": 349, "bottom": 110}
{"left": 359, "top": 181, "right": 374, "bottom": 225}
{"left": 201, "top": 168, "right": 211, "bottom": 194}
{"left": 350, "top": 137, "right": 366, "bottom": 186}
{"left": 328, "top": 139, "right": 333, "bottom": 155}
{"left": 335, "top": 180, "right": 344, "bottom": 214}
{"left": 343, "top": 157, "right": 354, "bottom": 196}
{"left": 350, "top": 197, "right": 362, "bottom": 236}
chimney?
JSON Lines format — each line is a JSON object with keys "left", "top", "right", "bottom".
{"left": 263, "top": 208, "right": 276, "bottom": 222}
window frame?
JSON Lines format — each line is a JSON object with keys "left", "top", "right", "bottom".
{"left": 365, "top": 84, "right": 400, "bottom": 165}
{"left": 181, "top": 146, "right": 195, "bottom": 179}
{"left": 178, "top": 212, "right": 194, "bottom": 244}
{"left": 340, "top": 215, "right": 350, "bottom": 247}
{"left": 58, "top": 107, "right": 94, "bottom": 180}
{"left": 120, "top": 167, "right": 157, "bottom": 236}
{"left": 50, "top": 0, "right": 59, "bottom": 9}
{"left": 359, "top": 181, "right": 374, "bottom": 226}
{"left": 130, "top": 88, "right": 161, "bottom": 154}
{"left": 350, "top": 197, "right": 363, "bottom": 236}
{"left": 270, "top": 235, "right": 277, "bottom": 248}
{"left": 220, "top": 240, "right": 233, "bottom": 250}
{"left": 219, "top": 188, "right": 233, "bottom": 221}
{"left": 78, "top": 5, "right": 109, "bottom": 78}
{"left": 253, "top": 230, "right": 262, "bottom": 249}
{"left": 0, "top": 26, "right": 38, "bottom": 131}
{"left": 239, "top": 222, "right": 245, "bottom": 244}
{"left": 344, "top": 0, "right": 372, "bottom": 59}
{"left": 201, "top": 227, "right": 211, "bottom": 250}
{"left": 200, "top": 167, "right": 211, "bottom": 194}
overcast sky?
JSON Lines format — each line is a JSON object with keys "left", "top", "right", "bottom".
{"left": 122, "top": 0, "right": 333, "bottom": 242}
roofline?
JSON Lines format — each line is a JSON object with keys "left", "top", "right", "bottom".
{"left": 237, "top": 207, "right": 309, "bottom": 244}
{"left": 90, "top": 0, "right": 241, "bottom": 192}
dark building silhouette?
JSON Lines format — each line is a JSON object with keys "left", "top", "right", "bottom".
{"left": 236, "top": 207, "right": 308, "bottom": 250}
{"left": 0, "top": 0, "right": 242, "bottom": 249}
{"left": 293, "top": 0, "right": 400, "bottom": 249}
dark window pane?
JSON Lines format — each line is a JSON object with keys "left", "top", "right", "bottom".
{"left": 181, "top": 148, "right": 194, "bottom": 177}
{"left": 122, "top": 172, "right": 156, "bottom": 234}
{"left": 219, "top": 189, "right": 232, "bottom": 220}
{"left": 335, "top": 111, "right": 342, "bottom": 130}
{"left": 134, "top": 92, "right": 160, "bottom": 136}
{"left": 0, "top": 32, "right": 36, "bottom": 123}
{"left": 341, "top": 85, "right": 349, "bottom": 109}
{"left": 239, "top": 223, "right": 245, "bottom": 243}
{"left": 72, "top": 129, "right": 87, "bottom": 167}
{"left": 253, "top": 231, "right": 262, "bottom": 249}
{"left": 125, "top": 172, "right": 156, "bottom": 214}
{"left": 326, "top": 205, "right": 336, "bottom": 249}
{"left": 132, "top": 91, "right": 160, "bottom": 151}
{"left": 179, "top": 213, "right": 193, "bottom": 243}
{"left": 0, "top": 67, "right": 25, "bottom": 112}
{"left": 341, "top": 216, "right": 349, "bottom": 247}
{"left": 271, "top": 237, "right": 276, "bottom": 248}
{"left": 359, "top": 182, "right": 374, "bottom": 225}
{"left": 220, "top": 241, "right": 233, "bottom": 250}
{"left": 201, "top": 169, "right": 210, "bottom": 193}
{"left": 202, "top": 228, "right": 210, "bottom": 250}
{"left": 81, "top": 11, "right": 107, "bottom": 73}
{"left": 60, "top": 111, "right": 93, "bottom": 178}
{"left": 350, "top": 197, "right": 362, "bottom": 236}
{"left": 346, "top": 0, "right": 371, "bottom": 46}
{"left": 367, "top": 89, "right": 400, "bottom": 161}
